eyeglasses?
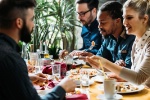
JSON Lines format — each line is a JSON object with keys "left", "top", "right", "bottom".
{"left": 76, "top": 8, "right": 93, "bottom": 17}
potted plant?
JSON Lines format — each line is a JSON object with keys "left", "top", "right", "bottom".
{"left": 31, "top": 0, "right": 80, "bottom": 56}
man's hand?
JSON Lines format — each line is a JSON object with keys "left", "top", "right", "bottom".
{"left": 69, "top": 50, "right": 84, "bottom": 56}
{"left": 58, "top": 77, "right": 76, "bottom": 93}
{"left": 115, "top": 60, "right": 126, "bottom": 67}
{"left": 59, "top": 50, "right": 68, "bottom": 59}
{"left": 29, "top": 73, "right": 48, "bottom": 86}
{"left": 27, "top": 65, "right": 35, "bottom": 73}
{"left": 80, "top": 51, "right": 93, "bottom": 57}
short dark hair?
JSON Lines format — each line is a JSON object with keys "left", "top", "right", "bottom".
{"left": 0, "top": 0, "right": 36, "bottom": 29}
{"left": 99, "top": 1, "right": 123, "bottom": 22}
{"left": 76, "top": 0, "right": 99, "bottom": 10}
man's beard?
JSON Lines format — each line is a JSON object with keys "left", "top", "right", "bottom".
{"left": 80, "top": 12, "right": 93, "bottom": 26}
{"left": 102, "top": 34, "right": 109, "bottom": 39}
{"left": 20, "top": 22, "right": 33, "bottom": 43}
{"left": 100, "top": 28, "right": 110, "bottom": 39}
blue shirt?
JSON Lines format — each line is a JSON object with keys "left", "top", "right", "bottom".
{"left": 96, "top": 31, "right": 135, "bottom": 69}
{"left": 79, "top": 19, "right": 103, "bottom": 55}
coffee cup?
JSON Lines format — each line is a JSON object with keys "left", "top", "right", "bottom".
{"left": 104, "top": 78, "right": 116, "bottom": 99}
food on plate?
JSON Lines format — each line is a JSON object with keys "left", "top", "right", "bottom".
{"left": 67, "top": 88, "right": 82, "bottom": 96}
{"left": 80, "top": 69, "right": 97, "bottom": 76}
{"left": 116, "top": 83, "right": 139, "bottom": 92}
{"left": 70, "top": 69, "right": 80, "bottom": 75}
{"left": 69, "top": 74, "right": 80, "bottom": 80}
{"left": 70, "top": 89, "right": 81, "bottom": 95}
{"left": 70, "top": 69, "right": 97, "bottom": 76}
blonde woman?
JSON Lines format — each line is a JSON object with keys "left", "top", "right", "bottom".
{"left": 86, "top": 0, "right": 150, "bottom": 88}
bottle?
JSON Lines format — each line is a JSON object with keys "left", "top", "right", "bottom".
{"left": 44, "top": 41, "right": 50, "bottom": 58}
{"left": 39, "top": 41, "right": 44, "bottom": 58}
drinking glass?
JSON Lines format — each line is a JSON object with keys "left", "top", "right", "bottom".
{"left": 52, "top": 64, "right": 61, "bottom": 80}
{"left": 80, "top": 69, "right": 90, "bottom": 100}
{"left": 29, "top": 52, "right": 40, "bottom": 73}
{"left": 80, "top": 70, "right": 89, "bottom": 89}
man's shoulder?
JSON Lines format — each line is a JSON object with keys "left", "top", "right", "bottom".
{"left": 126, "top": 34, "right": 135, "bottom": 40}
{"left": 0, "top": 43, "right": 17, "bottom": 60}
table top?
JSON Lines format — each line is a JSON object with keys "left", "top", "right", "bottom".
{"left": 80, "top": 65, "right": 150, "bottom": 100}
{"left": 89, "top": 82, "right": 150, "bottom": 100}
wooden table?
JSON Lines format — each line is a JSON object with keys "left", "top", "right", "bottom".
{"left": 80, "top": 65, "right": 150, "bottom": 100}
{"left": 89, "top": 82, "right": 150, "bottom": 100}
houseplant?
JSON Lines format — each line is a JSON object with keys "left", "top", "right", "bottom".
{"left": 31, "top": 0, "right": 80, "bottom": 58}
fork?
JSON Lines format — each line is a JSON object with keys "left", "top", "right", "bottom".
{"left": 85, "top": 41, "right": 95, "bottom": 51}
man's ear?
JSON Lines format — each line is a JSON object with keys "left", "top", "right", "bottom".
{"left": 92, "top": 8, "right": 97, "bottom": 14}
{"left": 15, "top": 18, "right": 23, "bottom": 29}
{"left": 115, "top": 18, "right": 121, "bottom": 24}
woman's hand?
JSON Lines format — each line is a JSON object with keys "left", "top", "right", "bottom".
{"left": 115, "top": 59, "right": 126, "bottom": 67}
{"left": 108, "top": 73, "right": 126, "bottom": 82}
{"left": 86, "top": 55, "right": 122, "bottom": 75}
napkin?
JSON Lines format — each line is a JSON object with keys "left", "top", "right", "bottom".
{"left": 42, "top": 62, "right": 67, "bottom": 75}
{"left": 42, "top": 65, "right": 52, "bottom": 75}
{"left": 34, "top": 85, "right": 45, "bottom": 90}
{"left": 66, "top": 94, "right": 88, "bottom": 100}
{"left": 42, "top": 62, "right": 77, "bottom": 76}
{"left": 34, "top": 80, "right": 59, "bottom": 90}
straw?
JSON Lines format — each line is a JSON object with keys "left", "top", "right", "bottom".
{"left": 99, "top": 60, "right": 108, "bottom": 79}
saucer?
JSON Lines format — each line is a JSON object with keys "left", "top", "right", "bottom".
{"left": 97, "top": 94, "right": 123, "bottom": 100}
{"left": 81, "top": 80, "right": 94, "bottom": 86}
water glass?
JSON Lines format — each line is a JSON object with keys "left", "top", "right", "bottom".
{"left": 29, "top": 52, "right": 40, "bottom": 73}
{"left": 52, "top": 64, "right": 61, "bottom": 79}
{"left": 80, "top": 70, "right": 89, "bottom": 87}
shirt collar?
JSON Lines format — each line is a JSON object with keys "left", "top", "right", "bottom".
{"left": 135, "top": 28, "right": 150, "bottom": 49}
{"left": 110, "top": 29, "right": 126, "bottom": 40}
{"left": 0, "top": 33, "right": 21, "bottom": 53}
{"left": 120, "top": 29, "right": 126, "bottom": 39}
{"left": 85, "top": 18, "right": 98, "bottom": 31}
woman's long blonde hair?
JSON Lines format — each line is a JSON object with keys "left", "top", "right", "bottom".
{"left": 123, "top": 0, "right": 150, "bottom": 27}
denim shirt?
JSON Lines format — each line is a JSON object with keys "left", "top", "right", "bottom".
{"left": 96, "top": 31, "right": 135, "bottom": 69}
{"left": 79, "top": 19, "right": 103, "bottom": 55}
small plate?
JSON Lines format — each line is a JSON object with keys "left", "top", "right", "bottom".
{"left": 97, "top": 94, "right": 123, "bottom": 100}
{"left": 73, "top": 59, "right": 86, "bottom": 65}
{"left": 91, "top": 75, "right": 104, "bottom": 82}
{"left": 37, "top": 88, "right": 52, "bottom": 97}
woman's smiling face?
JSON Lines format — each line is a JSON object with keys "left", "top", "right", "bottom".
{"left": 123, "top": 7, "right": 146, "bottom": 36}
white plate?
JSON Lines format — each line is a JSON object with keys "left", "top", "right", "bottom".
{"left": 98, "top": 82, "right": 145, "bottom": 94}
{"left": 73, "top": 59, "right": 86, "bottom": 65}
{"left": 81, "top": 69, "right": 98, "bottom": 77}
{"left": 37, "top": 88, "right": 52, "bottom": 97}
{"left": 91, "top": 75, "right": 104, "bottom": 82}
{"left": 97, "top": 94, "right": 123, "bottom": 100}
{"left": 67, "top": 69, "right": 98, "bottom": 77}
{"left": 116, "top": 82, "right": 145, "bottom": 94}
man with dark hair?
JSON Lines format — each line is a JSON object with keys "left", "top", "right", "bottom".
{"left": 0, "top": 0, "right": 76, "bottom": 99}
{"left": 81, "top": 1, "right": 135, "bottom": 69}
{"left": 59, "top": 0, "right": 103, "bottom": 58}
